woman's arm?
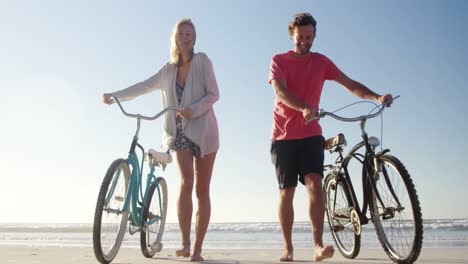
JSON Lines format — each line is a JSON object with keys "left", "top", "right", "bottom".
{"left": 105, "top": 63, "right": 168, "bottom": 103}
{"left": 186, "top": 54, "right": 220, "bottom": 118}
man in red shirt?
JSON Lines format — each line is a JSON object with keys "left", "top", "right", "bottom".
{"left": 269, "top": 13, "right": 393, "bottom": 262}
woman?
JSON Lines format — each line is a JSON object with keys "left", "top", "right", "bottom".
{"left": 103, "top": 18, "right": 219, "bottom": 261}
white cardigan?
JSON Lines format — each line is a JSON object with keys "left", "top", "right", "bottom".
{"left": 112, "top": 52, "right": 220, "bottom": 157}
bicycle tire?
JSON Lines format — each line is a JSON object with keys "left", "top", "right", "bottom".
{"left": 370, "top": 154, "right": 423, "bottom": 264}
{"left": 93, "top": 159, "right": 130, "bottom": 264}
{"left": 140, "top": 177, "right": 168, "bottom": 258}
{"left": 324, "top": 173, "right": 361, "bottom": 259}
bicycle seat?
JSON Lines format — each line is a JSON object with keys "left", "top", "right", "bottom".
{"left": 148, "top": 149, "right": 173, "bottom": 165}
{"left": 325, "top": 133, "right": 347, "bottom": 150}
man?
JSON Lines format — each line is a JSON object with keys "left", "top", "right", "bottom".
{"left": 268, "top": 13, "right": 392, "bottom": 262}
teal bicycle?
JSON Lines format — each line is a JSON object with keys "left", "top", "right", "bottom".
{"left": 93, "top": 96, "right": 176, "bottom": 264}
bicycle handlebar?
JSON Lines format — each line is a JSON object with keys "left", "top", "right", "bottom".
{"left": 111, "top": 96, "right": 177, "bottom": 121}
{"left": 305, "top": 95, "right": 400, "bottom": 125}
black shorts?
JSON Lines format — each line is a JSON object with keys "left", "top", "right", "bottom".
{"left": 270, "top": 135, "right": 325, "bottom": 189}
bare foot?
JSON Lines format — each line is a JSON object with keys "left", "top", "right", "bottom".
{"left": 190, "top": 253, "right": 204, "bottom": 262}
{"left": 175, "top": 244, "right": 190, "bottom": 258}
{"left": 314, "top": 245, "right": 334, "bottom": 261}
{"left": 280, "top": 251, "right": 294, "bottom": 262}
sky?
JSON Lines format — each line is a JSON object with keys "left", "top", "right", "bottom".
{"left": 1, "top": 0, "right": 467, "bottom": 224}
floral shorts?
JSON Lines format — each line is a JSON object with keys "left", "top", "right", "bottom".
{"left": 172, "top": 116, "right": 201, "bottom": 158}
{"left": 172, "top": 83, "right": 201, "bottom": 158}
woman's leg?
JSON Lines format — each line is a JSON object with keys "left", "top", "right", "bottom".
{"left": 175, "top": 150, "right": 194, "bottom": 257}
{"left": 190, "top": 151, "right": 217, "bottom": 261}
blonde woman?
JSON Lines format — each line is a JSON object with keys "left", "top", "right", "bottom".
{"left": 103, "top": 19, "right": 219, "bottom": 261}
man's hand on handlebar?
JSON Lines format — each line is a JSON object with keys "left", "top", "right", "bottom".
{"left": 302, "top": 105, "right": 318, "bottom": 121}
{"left": 378, "top": 94, "right": 393, "bottom": 107}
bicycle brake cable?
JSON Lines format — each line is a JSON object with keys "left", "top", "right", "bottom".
{"left": 331, "top": 101, "right": 384, "bottom": 151}
{"left": 330, "top": 101, "right": 373, "bottom": 114}
{"left": 366, "top": 103, "right": 385, "bottom": 151}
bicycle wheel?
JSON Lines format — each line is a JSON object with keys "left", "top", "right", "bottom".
{"left": 93, "top": 159, "right": 130, "bottom": 264}
{"left": 324, "top": 173, "right": 361, "bottom": 259}
{"left": 370, "top": 154, "right": 423, "bottom": 264}
{"left": 140, "top": 177, "right": 168, "bottom": 258}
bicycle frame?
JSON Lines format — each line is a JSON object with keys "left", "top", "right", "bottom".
{"left": 104, "top": 97, "right": 176, "bottom": 230}
{"left": 320, "top": 98, "right": 403, "bottom": 225}
{"left": 333, "top": 129, "right": 385, "bottom": 224}
{"left": 125, "top": 141, "right": 158, "bottom": 227}
{"left": 103, "top": 135, "right": 161, "bottom": 229}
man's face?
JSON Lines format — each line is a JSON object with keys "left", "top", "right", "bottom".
{"left": 292, "top": 24, "right": 315, "bottom": 55}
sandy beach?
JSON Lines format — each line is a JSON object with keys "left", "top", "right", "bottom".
{"left": 2, "top": 246, "right": 468, "bottom": 264}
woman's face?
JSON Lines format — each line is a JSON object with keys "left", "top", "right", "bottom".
{"left": 177, "top": 24, "right": 195, "bottom": 53}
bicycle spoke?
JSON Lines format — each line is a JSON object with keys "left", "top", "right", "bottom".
{"left": 342, "top": 222, "right": 354, "bottom": 230}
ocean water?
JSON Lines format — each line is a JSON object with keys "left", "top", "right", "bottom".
{"left": 0, "top": 219, "right": 467, "bottom": 249}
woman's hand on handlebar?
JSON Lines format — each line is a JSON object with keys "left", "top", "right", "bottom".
{"left": 177, "top": 107, "right": 194, "bottom": 119}
{"left": 378, "top": 94, "right": 393, "bottom": 107}
{"left": 103, "top": 93, "right": 114, "bottom": 105}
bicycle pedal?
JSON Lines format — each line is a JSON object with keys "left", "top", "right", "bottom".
{"left": 129, "top": 224, "right": 141, "bottom": 235}
{"left": 151, "top": 242, "right": 163, "bottom": 253}
{"left": 382, "top": 208, "right": 396, "bottom": 220}
{"left": 382, "top": 213, "right": 395, "bottom": 220}
{"left": 149, "top": 212, "right": 159, "bottom": 220}
{"left": 332, "top": 225, "right": 345, "bottom": 232}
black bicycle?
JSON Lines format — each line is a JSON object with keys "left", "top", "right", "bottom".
{"left": 307, "top": 97, "right": 423, "bottom": 263}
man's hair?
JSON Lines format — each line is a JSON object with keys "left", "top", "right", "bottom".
{"left": 288, "top": 13, "right": 317, "bottom": 37}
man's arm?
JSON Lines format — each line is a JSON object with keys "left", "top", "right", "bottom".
{"left": 335, "top": 71, "right": 393, "bottom": 106}
{"left": 271, "top": 79, "right": 316, "bottom": 120}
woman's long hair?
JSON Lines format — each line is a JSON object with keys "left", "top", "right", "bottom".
{"left": 170, "top": 18, "right": 196, "bottom": 64}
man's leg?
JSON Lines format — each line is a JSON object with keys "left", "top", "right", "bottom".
{"left": 279, "top": 186, "right": 295, "bottom": 262}
{"left": 303, "top": 173, "right": 334, "bottom": 261}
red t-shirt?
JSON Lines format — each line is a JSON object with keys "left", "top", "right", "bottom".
{"left": 268, "top": 51, "right": 341, "bottom": 140}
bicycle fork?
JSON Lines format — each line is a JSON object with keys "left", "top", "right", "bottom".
{"left": 368, "top": 152, "right": 404, "bottom": 220}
